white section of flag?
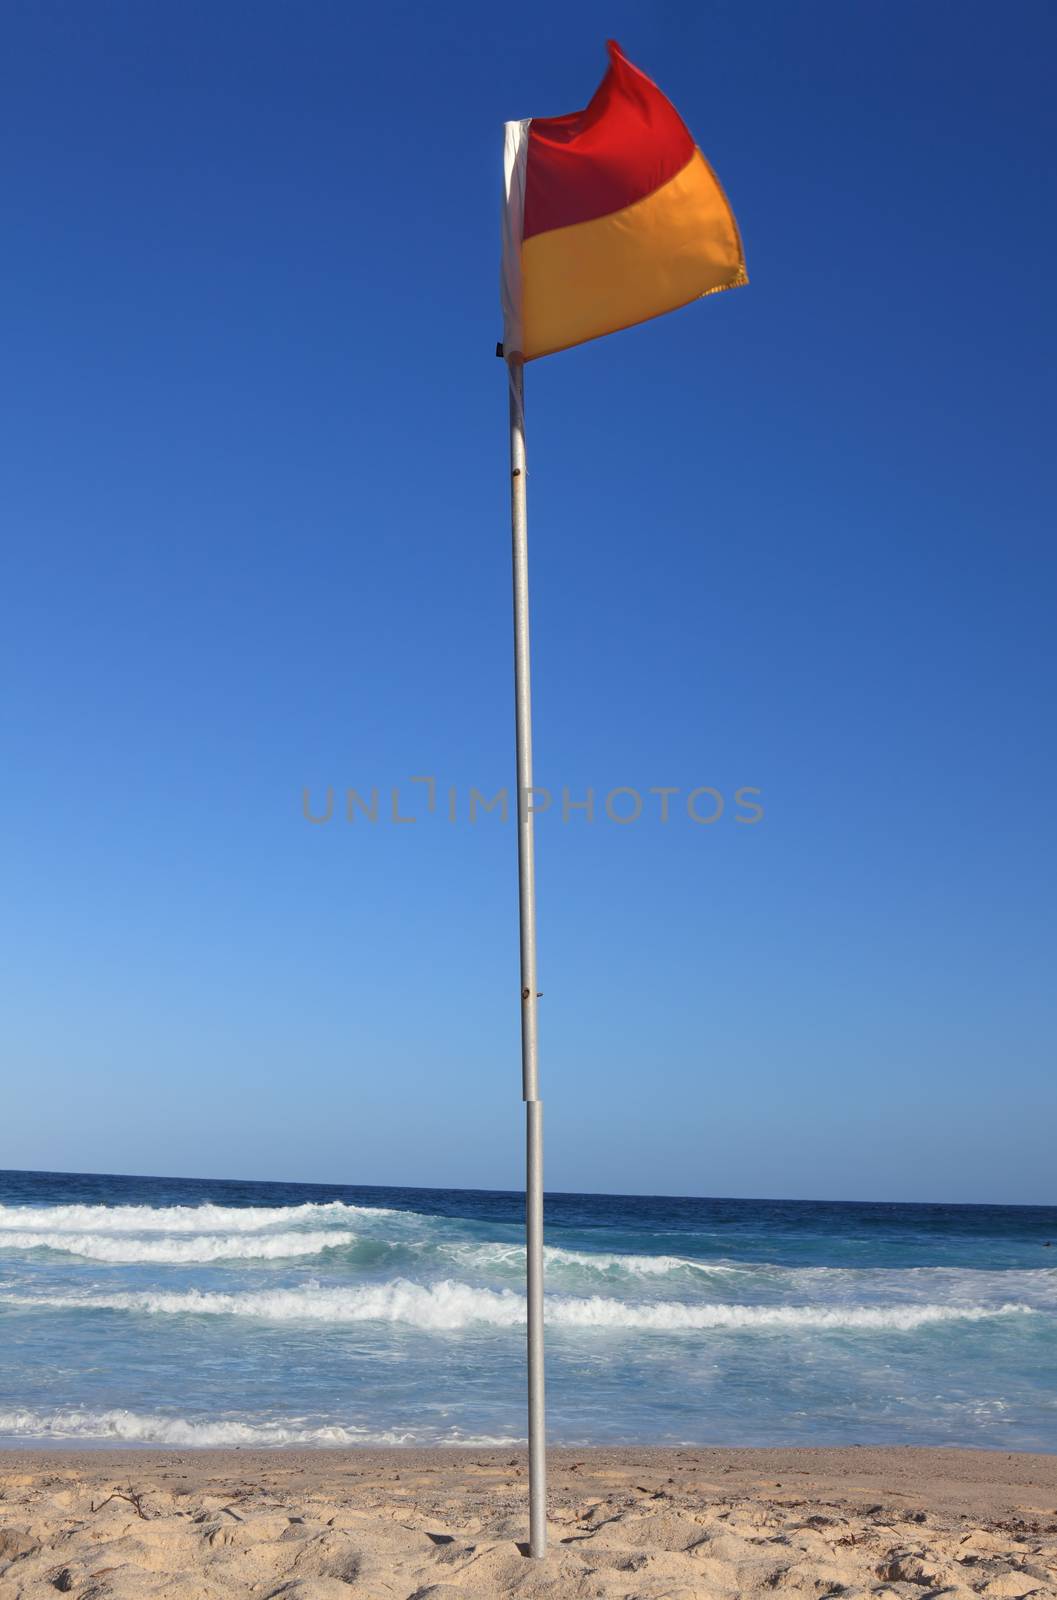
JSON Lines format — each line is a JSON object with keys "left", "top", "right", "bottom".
{"left": 501, "top": 118, "right": 531, "bottom": 359}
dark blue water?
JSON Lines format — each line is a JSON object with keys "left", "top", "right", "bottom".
{"left": 1, "top": 1169, "right": 1054, "bottom": 1449}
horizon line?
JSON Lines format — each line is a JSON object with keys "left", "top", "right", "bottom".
{"left": 1, "top": 1165, "right": 1052, "bottom": 1213}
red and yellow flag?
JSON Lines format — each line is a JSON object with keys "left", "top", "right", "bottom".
{"left": 501, "top": 41, "right": 746, "bottom": 363}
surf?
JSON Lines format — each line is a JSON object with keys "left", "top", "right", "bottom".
{"left": 0, "top": 1280, "right": 1035, "bottom": 1333}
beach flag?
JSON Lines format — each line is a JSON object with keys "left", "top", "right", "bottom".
{"left": 501, "top": 40, "right": 746, "bottom": 362}
{"left": 499, "top": 41, "right": 747, "bottom": 1561}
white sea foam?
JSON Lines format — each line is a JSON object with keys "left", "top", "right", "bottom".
{"left": 423, "top": 1241, "right": 743, "bottom": 1281}
{"left": 0, "top": 1280, "right": 1035, "bottom": 1333}
{"left": 0, "top": 1201, "right": 398, "bottom": 1235}
{"left": 0, "top": 1205, "right": 742, "bottom": 1283}
{"left": 520, "top": 1243, "right": 737, "bottom": 1277}
{"left": 0, "top": 1229, "right": 355, "bottom": 1263}
{"left": 0, "top": 1205, "right": 746, "bottom": 1281}
{"left": 0, "top": 1407, "right": 519, "bottom": 1449}
{"left": 788, "top": 1264, "right": 1057, "bottom": 1297}
{"left": 545, "top": 1298, "right": 1034, "bottom": 1332}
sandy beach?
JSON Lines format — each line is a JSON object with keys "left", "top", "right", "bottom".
{"left": 1, "top": 1445, "right": 1055, "bottom": 1599}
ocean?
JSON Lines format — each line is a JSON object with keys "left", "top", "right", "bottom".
{"left": 0, "top": 1169, "right": 1054, "bottom": 1451}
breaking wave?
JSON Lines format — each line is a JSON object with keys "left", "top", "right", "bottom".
{"left": 439, "top": 1241, "right": 741, "bottom": 1280}
{"left": 0, "top": 1229, "right": 355, "bottom": 1263}
{"left": 0, "top": 1204, "right": 754, "bottom": 1283}
{"left": 0, "top": 1280, "right": 1035, "bottom": 1333}
{"left": 0, "top": 1407, "right": 519, "bottom": 1449}
{"left": 0, "top": 1201, "right": 398, "bottom": 1235}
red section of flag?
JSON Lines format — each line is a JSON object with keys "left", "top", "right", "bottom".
{"left": 522, "top": 41, "right": 695, "bottom": 242}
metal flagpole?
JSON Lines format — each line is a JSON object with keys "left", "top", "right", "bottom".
{"left": 507, "top": 355, "right": 546, "bottom": 1559}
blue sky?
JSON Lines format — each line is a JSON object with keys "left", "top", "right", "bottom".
{"left": 2, "top": 1, "right": 1054, "bottom": 1204}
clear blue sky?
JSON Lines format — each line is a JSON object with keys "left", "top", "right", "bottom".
{"left": 3, "top": 1, "right": 1054, "bottom": 1204}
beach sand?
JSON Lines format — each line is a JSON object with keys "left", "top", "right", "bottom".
{"left": 1, "top": 1445, "right": 1055, "bottom": 1599}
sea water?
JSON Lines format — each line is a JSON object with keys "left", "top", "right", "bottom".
{"left": 0, "top": 1169, "right": 1054, "bottom": 1450}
